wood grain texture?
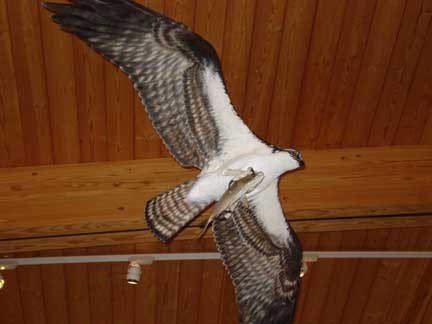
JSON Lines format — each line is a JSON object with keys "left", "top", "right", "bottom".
{"left": 402, "top": 261, "right": 432, "bottom": 324}
{"left": 39, "top": 0, "right": 80, "bottom": 164}
{"left": 72, "top": 37, "right": 107, "bottom": 163}
{"left": 16, "top": 252, "right": 47, "bottom": 324}
{"left": 316, "top": 0, "right": 377, "bottom": 149}
{"left": 422, "top": 111, "right": 432, "bottom": 144}
{"left": 0, "top": 0, "right": 26, "bottom": 167}
{"left": 172, "top": 240, "right": 203, "bottom": 324}
{"left": 40, "top": 250, "right": 69, "bottom": 324}
{"left": 368, "top": 0, "right": 432, "bottom": 146}
{"left": 320, "top": 231, "right": 368, "bottom": 323}
{"left": 165, "top": 0, "right": 196, "bottom": 27}
{"left": 195, "top": 0, "right": 227, "bottom": 58}
{"left": 384, "top": 227, "right": 432, "bottom": 323}
{"left": 360, "top": 228, "right": 422, "bottom": 323}
{"left": 394, "top": 10, "right": 432, "bottom": 145}
{"left": 105, "top": 63, "right": 135, "bottom": 161}
{"left": 5, "top": 0, "right": 53, "bottom": 165}
{"left": 421, "top": 295, "right": 432, "bottom": 324}
{"left": 221, "top": 0, "right": 256, "bottom": 118}
{"left": 196, "top": 240, "right": 225, "bottom": 324}
{"left": 87, "top": 246, "right": 113, "bottom": 324}
{"left": 298, "top": 231, "right": 343, "bottom": 323}
{"left": 343, "top": 0, "right": 407, "bottom": 147}
{"left": 291, "top": 0, "right": 348, "bottom": 149}
{"left": 267, "top": 0, "right": 317, "bottom": 147}
{"left": 155, "top": 260, "right": 180, "bottom": 323}
{"left": 3, "top": 213, "right": 432, "bottom": 254}
{"left": 339, "top": 229, "right": 391, "bottom": 324}
{"left": 1, "top": 228, "right": 432, "bottom": 324}
{"left": 64, "top": 248, "right": 91, "bottom": 324}
{"left": 0, "top": 146, "right": 431, "bottom": 252}
{"left": 242, "top": 0, "right": 287, "bottom": 138}
{"left": 218, "top": 270, "right": 238, "bottom": 324}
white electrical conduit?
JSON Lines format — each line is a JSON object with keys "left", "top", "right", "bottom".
{"left": 1, "top": 251, "right": 432, "bottom": 269}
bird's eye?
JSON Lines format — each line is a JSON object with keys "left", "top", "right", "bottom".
{"left": 250, "top": 168, "right": 255, "bottom": 175}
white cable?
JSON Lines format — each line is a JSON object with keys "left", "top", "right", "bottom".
{"left": 1, "top": 251, "right": 432, "bottom": 267}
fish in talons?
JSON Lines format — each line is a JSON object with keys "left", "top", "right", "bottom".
{"left": 198, "top": 167, "right": 265, "bottom": 238}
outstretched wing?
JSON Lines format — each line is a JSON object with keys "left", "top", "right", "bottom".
{"left": 44, "top": 0, "right": 264, "bottom": 169}
{"left": 213, "top": 197, "right": 302, "bottom": 324}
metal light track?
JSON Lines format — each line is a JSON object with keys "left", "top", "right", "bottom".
{"left": 1, "top": 251, "right": 432, "bottom": 268}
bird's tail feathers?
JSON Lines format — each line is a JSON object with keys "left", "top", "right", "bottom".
{"left": 145, "top": 178, "right": 208, "bottom": 242}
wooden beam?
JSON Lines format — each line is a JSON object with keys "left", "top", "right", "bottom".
{"left": 2, "top": 215, "right": 432, "bottom": 254}
{"left": 0, "top": 145, "right": 431, "bottom": 253}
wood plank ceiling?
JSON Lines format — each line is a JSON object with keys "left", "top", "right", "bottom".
{"left": 1, "top": 0, "right": 432, "bottom": 168}
{"left": 1, "top": 0, "right": 432, "bottom": 323}
{"left": 1, "top": 229, "right": 432, "bottom": 324}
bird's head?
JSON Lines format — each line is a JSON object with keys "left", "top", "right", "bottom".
{"left": 270, "top": 146, "right": 305, "bottom": 172}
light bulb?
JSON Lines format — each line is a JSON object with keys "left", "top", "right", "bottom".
{"left": 0, "top": 273, "right": 5, "bottom": 290}
{"left": 300, "top": 261, "right": 308, "bottom": 278}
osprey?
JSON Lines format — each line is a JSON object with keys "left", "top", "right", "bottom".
{"left": 44, "top": 1, "right": 304, "bottom": 322}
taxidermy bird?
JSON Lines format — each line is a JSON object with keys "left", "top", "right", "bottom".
{"left": 44, "top": 1, "right": 304, "bottom": 323}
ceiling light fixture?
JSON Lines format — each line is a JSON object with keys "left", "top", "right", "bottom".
{"left": 126, "top": 261, "right": 141, "bottom": 285}
{"left": 126, "top": 257, "right": 153, "bottom": 285}
{"left": 0, "top": 261, "right": 17, "bottom": 270}
{"left": 0, "top": 261, "right": 18, "bottom": 290}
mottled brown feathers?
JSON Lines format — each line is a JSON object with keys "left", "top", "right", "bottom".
{"left": 213, "top": 201, "right": 302, "bottom": 324}
{"left": 44, "top": 0, "right": 221, "bottom": 168}
{"left": 145, "top": 178, "right": 208, "bottom": 242}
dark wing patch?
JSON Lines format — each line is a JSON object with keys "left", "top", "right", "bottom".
{"left": 213, "top": 201, "right": 302, "bottom": 324}
{"left": 44, "top": 0, "right": 221, "bottom": 168}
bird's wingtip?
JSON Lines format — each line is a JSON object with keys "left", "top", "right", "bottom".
{"left": 42, "top": 2, "right": 62, "bottom": 12}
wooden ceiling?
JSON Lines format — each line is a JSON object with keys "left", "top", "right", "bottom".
{"left": 1, "top": 229, "right": 432, "bottom": 324}
{"left": 1, "top": 0, "right": 432, "bottom": 323}
{"left": 1, "top": 0, "right": 432, "bottom": 167}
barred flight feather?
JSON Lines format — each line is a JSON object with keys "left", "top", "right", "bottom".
{"left": 145, "top": 178, "right": 208, "bottom": 242}
{"left": 213, "top": 200, "right": 302, "bottom": 324}
{"left": 44, "top": 0, "right": 221, "bottom": 168}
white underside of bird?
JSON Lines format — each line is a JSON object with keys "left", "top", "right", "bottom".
{"left": 186, "top": 68, "right": 300, "bottom": 242}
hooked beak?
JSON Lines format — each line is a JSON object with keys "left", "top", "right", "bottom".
{"left": 298, "top": 155, "right": 305, "bottom": 168}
